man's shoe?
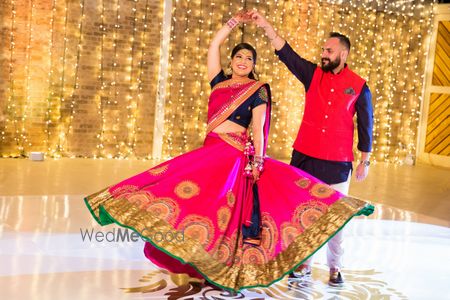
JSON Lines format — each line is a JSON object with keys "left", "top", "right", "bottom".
{"left": 328, "top": 270, "right": 344, "bottom": 287}
{"left": 288, "top": 265, "right": 312, "bottom": 279}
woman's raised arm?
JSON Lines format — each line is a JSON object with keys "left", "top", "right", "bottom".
{"left": 207, "top": 11, "right": 249, "bottom": 81}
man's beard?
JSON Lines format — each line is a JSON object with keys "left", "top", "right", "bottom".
{"left": 321, "top": 57, "right": 340, "bottom": 72}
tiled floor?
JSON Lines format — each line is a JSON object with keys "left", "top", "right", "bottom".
{"left": 0, "top": 159, "right": 449, "bottom": 299}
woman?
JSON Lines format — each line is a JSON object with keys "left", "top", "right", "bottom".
{"left": 84, "top": 11, "right": 373, "bottom": 291}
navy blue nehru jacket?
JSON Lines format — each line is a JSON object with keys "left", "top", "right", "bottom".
{"left": 275, "top": 42, "right": 374, "bottom": 185}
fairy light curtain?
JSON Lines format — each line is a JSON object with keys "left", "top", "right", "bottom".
{"left": 0, "top": 0, "right": 163, "bottom": 158}
{"left": 0, "top": 0, "right": 436, "bottom": 163}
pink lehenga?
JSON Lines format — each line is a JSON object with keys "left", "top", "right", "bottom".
{"left": 85, "top": 78, "right": 374, "bottom": 291}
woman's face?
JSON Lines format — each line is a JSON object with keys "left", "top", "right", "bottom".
{"left": 231, "top": 49, "right": 254, "bottom": 78}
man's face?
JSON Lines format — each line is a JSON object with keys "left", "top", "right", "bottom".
{"left": 321, "top": 37, "right": 346, "bottom": 72}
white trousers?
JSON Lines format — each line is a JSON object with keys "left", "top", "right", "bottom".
{"left": 303, "top": 174, "right": 351, "bottom": 271}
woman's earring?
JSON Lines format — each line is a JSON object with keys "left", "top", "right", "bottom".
{"left": 227, "top": 63, "right": 232, "bottom": 75}
{"left": 252, "top": 67, "right": 258, "bottom": 80}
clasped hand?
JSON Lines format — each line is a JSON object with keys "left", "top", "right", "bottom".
{"left": 233, "top": 9, "right": 269, "bottom": 28}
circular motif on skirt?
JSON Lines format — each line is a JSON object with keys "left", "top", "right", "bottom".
{"left": 178, "top": 215, "right": 214, "bottom": 248}
{"left": 110, "top": 185, "right": 140, "bottom": 197}
{"left": 126, "top": 190, "right": 155, "bottom": 208}
{"left": 295, "top": 178, "right": 311, "bottom": 189}
{"left": 230, "top": 230, "right": 242, "bottom": 266}
{"left": 233, "top": 252, "right": 242, "bottom": 266}
{"left": 145, "top": 197, "right": 180, "bottom": 225}
{"left": 293, "top": 201, "right": 328, "bottom": 230}
{"left": 261, "top": 213, "right": 278, "bottom": 258}
{"left": 148, "top": 164, "right": 169, "bottom": 176}
{"left": 242, "top": 245, "right": 268, "bottom": 265}
{"left": 217, "top": 206, "right": 231, "bottom": 232}
{"left": 281, "top": 222, "right": 300, "bottom": 250}
{"left": 310, "top": 183, "right": 335, "bottom": 199}
{"left": 174, "top": 180, "right": 200, "bottom": 199}
{"left": 226, "top": 190, "right": 236, "bottom": 207}
{"left": 212, "top": 237, "right": 232, "bottom": 265}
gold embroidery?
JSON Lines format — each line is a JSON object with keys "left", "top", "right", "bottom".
{"left": 207, "top": 81, "right": 265, "bottom": 134}
{"left": 292, "top": 201, "right": 329, "bottom": 231}
{"left": 212, "top": 236, "right": 233, "bottom": 265}
{"left": 110, "top": 185, "right": 140, "bottom": 197}
{"left": 280, "top": 222, "right": 300, "bottom": 250}
{"left": 211, "top": 78, "right": 255, "bottom": 92}
{"left": 218, "top": 131, "right": 248, "bottom": 151}
{"left": 226, "top": 190, "right": 236, "bottom": 206}
{"left": 295, "top": 178, "right": 311, "bottom": 189}
{"left": 145, "top": 197, "right": 180, "bottom": 226}
{"left": 310, "top": 183, "right": 336, "bottom": 199}
{"left": 84, "top": 187, "right": 111, "bottom": 217}
{"left": 217, "top": 206, "right": 231, "bottom": 232}
{"left": 258, "top": 86, "right": 269, "bottom": 102}
{"left": 174, "top": 180, "right": 200, "bottom": 199}
{"left": 148, "top": 165, "right": 169, "bottom": 176}
{"left": 242, "top": 245, "right": 268, "bottom": 265}
{"left": 85, "top": 190, "right": 372, "bottom": 291}
{"left": 127, "top": 190, "right": 156, "bottom": 209}
{"left": 177, "top": 214, "right": 215, "bottom": 248}
{"left": 261, "top": 213, "right": 278, "bottom": 258}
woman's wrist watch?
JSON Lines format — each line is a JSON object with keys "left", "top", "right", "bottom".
{"left": 360, "top": 160, "right": 370, "bottom": 167}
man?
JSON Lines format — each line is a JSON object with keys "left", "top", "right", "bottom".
{"left": 249, "top": 10, "right": 374, "bottom": 286}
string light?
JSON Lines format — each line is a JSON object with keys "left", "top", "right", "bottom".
{"left": 54, "top": 0, "right": 70, "bottom": 158}
{"left": 45, "top": 0, "right": 57, "bottom": 156}
{"left": 20, "top": 0, "right": 35, "bottom": 154}
{"left": 95, "top": 0, "right": 107, "bottom": 159}
{"left": 2, "top": 0, "right": 18, "bottom": 157}
{"left": 130, "top": 0, "right": 151, "bottom": 158}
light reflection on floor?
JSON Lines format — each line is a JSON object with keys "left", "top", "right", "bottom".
{"left": 0, "top": 195, "right": 449, "bottom": 300}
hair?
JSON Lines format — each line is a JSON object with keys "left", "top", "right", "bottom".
{"left": 329, "top": 32, "right": 351, "bottom": 51}
{"left": 230, "top": 43, "right": 258, "bottom": 80}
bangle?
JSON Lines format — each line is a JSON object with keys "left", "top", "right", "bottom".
{"left": 360, "top": 160, "right": 370, "bottom": 167}
{"left": 226, "top": 17, "right": 239, "bottom": 30}
{"left": 253, "top": 161, "right": 264, "bottom": 172}
{"left": 253, "top": 155, "right": 264, "bottom": 172}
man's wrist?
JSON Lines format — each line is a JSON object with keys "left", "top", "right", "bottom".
{"left": 263, "top": 26, "right": 278, "bottom": 40}
{"left": 360, "top": 160, "right": 370, "bottom": 167}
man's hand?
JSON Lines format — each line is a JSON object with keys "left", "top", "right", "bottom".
{"left": 247, "top": 10, "right": 270, "bottom": 28}
{"left": 355, "top": 161, "right": 369, "bottom": 181}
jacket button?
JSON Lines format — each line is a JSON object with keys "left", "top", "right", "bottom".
{"left": 322, "top": 129, "right": 326, "bottom": 133}
{"left": 328, "top": 101, "right": 331, "bottom": 105}
{"left": 325, "top": 115, "right": 328, "bottom": 119}
{"left": 331, "top": 88, "right": 334, "bottom": 92}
